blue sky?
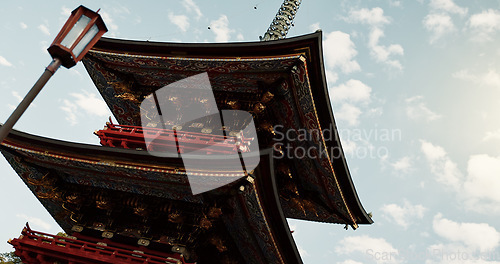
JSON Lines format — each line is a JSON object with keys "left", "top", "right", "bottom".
{"left": 2, "top": 0, "right": 500, "bottom": 263}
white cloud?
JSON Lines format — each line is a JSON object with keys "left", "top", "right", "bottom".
{"left": 68, "top": 68, "right": 83, "bottom": 77}
{"left": 309, "top": 22, "right": 320, "bottom": 31}
{"left": 346, "top": 8, "right": 403, "bottom": 70}
{"left": 483, "top": 129, "right": 500, "bottom": 141}
{"left": 421, "top": 140, "right": 447, "bottom": 161}
{"left": 100, "top": 11, "right": 119, "bottom": 33}
{"left": 406, "top": 96, "right": 442, "bottom": 122}
{"left": 453, "top": 69, "right": 500, "bottom": 87}
{"left": 433, "top": 213, "right": 500, "bottom": 252}
{"left": 330, "top": 79, "right": 371, "bottom": 103}
{"left": 298, "top": 246, "right": 309, "bottom": 257}
{"left": 38, "top": 24, "right": 50, "bottom": 36}
{"left": 346, "top": 7, "right": 390, "bottom": 26}
{"left": 389, "top": 1, "right": 401, "bottom": 7}
{"left": 11, "top": 91, "right": 22, "bottom": 103}
{"left": 60, "top": 92, "right": 109, "bottom": 126}
{"left": 423, "top": 13, "right": 456, "bottom": 43}
{"left": 389, "top": 0, "right": 401, "bottom": 7}
{"left": 381, "top": 200, "right": 426, "bottom": 229}
{"left": 463, "top": 155, "right": 500, "bottom": 213}
{"left": 427, "top": 243, "right": 500, "bottom": 264}
{"left": 423, "top": 0, "right": 466, "bottom": 44}
{"left": 429, "top": 0, "right": 468, "bottom": 16}
{"left": 335, "top": 235, "right": 400, "bottom": 264}
{"left": 335, "top": 103, "right": 362, "bottom": 126}
{"left": 323, "top": 31, "right": 360, "bottom": 74}
{"left": 469, "top": 9, "right": 500, "bottom": 31}
{"left": 337, "top": 260, "right": 364, "bottom": 264}
{"left": 468, "top": 9, "right": 500, "bottom": 42}
{"left": 111, "top": 5, "right": 131, "bottom": 16}
{"left": 16, "top": 214, "right": 52, "bottom": 230}
{"left": 391, "top": 156, "right": 412, "bottom": 173}
{"left": 420, "top": 140, "right": 462, "bottom": 190}
{"left": 477, "top": 70, "right": 500, "bottom": 86}
{"left": 168, "top": 13, "right": 190, "bottom": 32}
{"left": 210, "top": 15, "right": 234, "bottom": 42}
{"left": 325, "top": 70, "right": 339, "bottom": 84}
{"left": 61, "top": 6, "right": 72, "bottom": 16}
{"left": 182, "top": 0, "right": 203, "bottom": 19}
{"left": 60, "top": 99, "right": 78, "bottom": 126}
{"left": 368, "top": 28, "right": 404, "bottom": 70}
{"left": 39, "top": 40, "right": 49, "bottom": 53}
{"left": 70, "top": 92, "right": 109, "bottom": 117}
{"left": 367, "top": 107, "right": 383, "bottom": 117}
{"left": 329, "top": 79, "right": 373, "bottom": 127}
{"left": 421, "top": 141, "right": 500, "bottom": 214}
{"left": 20, "top": 22, "right": 27, "bottom": 29}
{"left": 340, "top": 139, "right": 357, "bottom": 156}
{"left": 0, "top": 56, "right": 13, "bottom": 67}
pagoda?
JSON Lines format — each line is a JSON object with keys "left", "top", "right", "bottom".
{"left": 1, "top": 1, "right": 372, "bottom": 263}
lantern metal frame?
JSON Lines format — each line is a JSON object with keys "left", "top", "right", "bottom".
{"left": 48, "top": 5, "right": 108, "bottom": 68}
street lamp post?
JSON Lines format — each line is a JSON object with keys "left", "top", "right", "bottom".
{"left": 0, "top": 5, "right": 107, "bottom": 143}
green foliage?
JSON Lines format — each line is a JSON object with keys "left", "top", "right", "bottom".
{"left": 0, "top": 252, "right": 22, "bottom": 264}
{"left": 0, "top": 233, "right": 67, "bottom": 264}
{"left": 56, "top": 232, "right": 68, "bottom": 237}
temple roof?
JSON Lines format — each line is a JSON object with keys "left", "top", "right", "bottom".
{"left": 1, "top": 128, "right": 302, "bottom": 263}
{"left": 0, "top": 30, "right": 372, "bottom": 264}
{"left": 82, "top": 31, "right": 372, "bottom": 227}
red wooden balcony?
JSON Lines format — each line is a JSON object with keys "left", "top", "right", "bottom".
{"left": 94, "top": 118, "right": 254, "bottom": 154}
{"left": 9, "top": 223, "right": 193, "bottom": 264}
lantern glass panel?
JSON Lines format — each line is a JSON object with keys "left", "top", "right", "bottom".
{"left": 73, "top": 24, "right": 99, "bottom": 58}
{"left": 60, "top": 15, "right": 92, "bottom": 50}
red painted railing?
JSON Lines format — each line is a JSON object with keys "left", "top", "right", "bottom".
{"left": 9, "top": 223, "right": 193, "bottom": 264}
{"left": 95, "top": 118, "right": 253, "bottom": 154}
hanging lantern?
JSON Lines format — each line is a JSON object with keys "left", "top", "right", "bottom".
{"left": 48, "top": 5, "right": 108, "bottom": 68}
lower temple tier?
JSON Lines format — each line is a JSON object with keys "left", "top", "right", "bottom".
{"left": 9, "top": 223, "right": 193, "bottom": 264}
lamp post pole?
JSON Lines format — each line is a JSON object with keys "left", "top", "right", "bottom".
{"left": 0, "top": 59, "right": 62, "bottom": 143}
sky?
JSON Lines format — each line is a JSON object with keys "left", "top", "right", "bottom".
{"left": 1, "top": 0, "right": 500, "bottom": 263}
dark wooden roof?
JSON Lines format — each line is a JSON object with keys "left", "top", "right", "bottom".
{"left": 82, "top": 32, "right": 372, "bottom": 227}
{"left": 0, "top": 30, "right": 372, "bottom": 264}
{"left": 1, "top": 128, "right": 302, "bottom": 263}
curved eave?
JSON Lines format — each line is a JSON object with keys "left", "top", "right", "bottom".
{"left": 0, "top": 126, "right": 184, "bottom": 167}
{"left": 0, "top": 128, "right": 303, "bottom": 263}
{"left": 255, "top": 149, "right": 303, "bottom": 263}
{"left": 301, "top": 33, "right": 374, "bottom": 225}
{"left": 92, "top": 32, "right": 324, "bottom": 58}
{"left": 0, "top": 127, "right": 255, "bottom": 177}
